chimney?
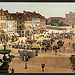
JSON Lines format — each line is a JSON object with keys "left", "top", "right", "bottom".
{"left": 16, "top": 12, "right": 19, "bottom": 15}
{"left": 1, "top": 9, "right": 3, "bottom": 11}
{"left": 23, "top": 10, "right": 26, "bottom": 15}
{"left": 6, "top": 10, "right": 8, "bottom": 12}
{"left": 33, "top": 11, "right": 36, "bottom": 13}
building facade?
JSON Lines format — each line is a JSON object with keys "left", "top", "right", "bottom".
{"left": 0, "top": 9, "right": 46, "bottom": 38}
{"left": 32, "top": 18, "right": 40, "bottom": 34}
{"left": 0, "top": 9, "right": 17, "bottom": 40}
{"left": 40, "top": 18, "right": 46, "bottom": 33}
{"left": 65, "top": 11, "right": 75, "bottom": 28}
{"left": 0, "top": 9, "right": 7, "bottom": 41}
{"left": 6, "top": 20, "right": 17, "bottom": 39}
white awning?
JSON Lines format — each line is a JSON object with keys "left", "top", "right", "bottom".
{"left": 15, "top": 33, "right": 20, "bottom": 36}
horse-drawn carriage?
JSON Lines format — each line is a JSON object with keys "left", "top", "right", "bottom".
{"left": 69, "top": 55, "right": 75, "bottom": 72}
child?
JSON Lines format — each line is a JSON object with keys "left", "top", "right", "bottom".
{"left": 65, "top": 51, "right": 67, "bottom": 56}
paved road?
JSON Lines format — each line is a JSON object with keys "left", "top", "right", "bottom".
{"left": 9, "top": 50, "right": 75, "bottom": 73}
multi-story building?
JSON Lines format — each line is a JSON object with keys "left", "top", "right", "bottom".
{"left": 47, "top": 17, "right": 65, "bottom": 24}
{"left": 6, "top": 15, "right": 17, "bottom": 39}
{"left": 24, "top": 19, "right": 32, "bottom": 31}
{"left": 65, "top": 11, "right": 75, "bottom": 28}
{"left": 0, "top": 9, "right": 46, "bottom": 38}
{"left": 40, "top": 18, "right": 46, "bottom": 33}
{"left": 32, "top": 18, "right": 40, "bottom": 34}
{"left": 0, "top": 9, "right": 17, "bottom": 40}
{"left": 0, "top": 9, "right": 6, "bottom": 30}
{"left": 10, "top": 11, "right": 27, "bottom": 37}
{"left": 0, "top": 9, "right": 7, "bottom": 41}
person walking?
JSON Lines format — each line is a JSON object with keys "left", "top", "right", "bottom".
{"left": 25, "top": 56, "right": 29, "bottom": 69}
{"left": 55, "top": 50, "right": 57, "bottom": 55}
{"left": 41, "top": 64, "right": 45, "bottom": 72}
{"left": 10, "top": 68, "right": 14, "bottom": 73}
{"left": 45, "top": 48, "right": 46, "bottom": 52}
{"left": 65, "top": 51, "right": 67, "bottom": 56}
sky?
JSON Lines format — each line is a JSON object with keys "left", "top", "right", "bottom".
{"left": 0, "top": 2, "right": 75, "bottom": 18}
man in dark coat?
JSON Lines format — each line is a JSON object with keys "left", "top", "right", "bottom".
{"left": 41, "top": 64, "right": 45, "bottom": 72}
{"left": 10, "top": 68, "right": 14, "bottom": 73}
{"left": 45, "top": 48, "right": 47, "bottom": 53}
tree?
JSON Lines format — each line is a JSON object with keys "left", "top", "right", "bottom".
{"left": 46, "top": 19, "right": 48, "bottom": 25}
{"left": 58, "top": 22, "right": 69, "bottom": 26}
{"left": 48, "top": 18, "right": 69, "bottom": 26}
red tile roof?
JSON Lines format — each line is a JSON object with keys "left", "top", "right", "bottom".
{"left": 0, "top": 9, "right": 45, "bottom": 20}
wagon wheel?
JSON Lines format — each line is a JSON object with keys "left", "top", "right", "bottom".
{"left": 71, "top": 65, "right": 75, "bottom": 73}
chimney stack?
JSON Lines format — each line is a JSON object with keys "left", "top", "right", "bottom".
{"left": 16, "top": 12, "right": 19, "bottom": 15}
{"left": 23, "top": 10, "right": 26, "bottom": 15}
{"left": 6, "top": 10, "right": 8, "bottom": 12}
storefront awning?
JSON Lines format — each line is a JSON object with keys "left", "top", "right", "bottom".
{"left": 14, "top": 33, "right": 20, "bottom": 36}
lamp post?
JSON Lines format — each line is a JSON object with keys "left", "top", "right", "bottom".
{"left": 25, "top": 60, "right": 27, "bottom": 69}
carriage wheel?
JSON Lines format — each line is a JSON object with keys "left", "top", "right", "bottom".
{"left": 72, "top": 69, "right": 75, "bottom": 73}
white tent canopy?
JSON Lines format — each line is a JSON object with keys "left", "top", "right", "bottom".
{"left": 15, "top": 33, "right": 20, "bottom": 36}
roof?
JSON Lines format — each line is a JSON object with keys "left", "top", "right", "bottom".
{"left": 0, "top": 9, "right": 45, "bottom": 21}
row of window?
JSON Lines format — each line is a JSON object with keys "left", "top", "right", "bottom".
{"left": 7, "top": 16, "right": 13, "bottom": 19}
{"left": 0, "top": 23, "right": 6, "bottom": 26}
{"left": 0, "top": 17, "right": 6, "bottom": 20}
{"left": 40, "top": 23, "right": 45, "bottom": 25}
{"left": 6, "top": 21, "right": 15, "bottom": 24}
{"left": 0, "top": 12, "right": 4, "bottom": 15}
